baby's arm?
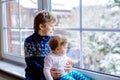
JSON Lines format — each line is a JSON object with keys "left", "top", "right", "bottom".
{"left": 67, "top": 57, "right": 80, "bottom": 64}
{"left": 64, "top": 57, "right": 74, "bottom": 73}
{"left": 67, "top": 58, "right": 74, "bottom": 65}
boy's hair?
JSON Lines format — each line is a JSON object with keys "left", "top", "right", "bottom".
{"left": 49, "top": 35, "right": 67, "bottom": 51}
{"left": 34, "top": 10, "right": 57, "bottom": 33}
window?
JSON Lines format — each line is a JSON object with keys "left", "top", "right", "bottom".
{"left": 82, "top": 0, "right": 120, "bottom": 76}
{"left": 1, "top": 0, "right": 120, "bottom": 77}
{"left": 1, "top": 0, "right": 38, "bottom": 63}
{"left": 51, "top": 0, "right": 120, "bottom": 76}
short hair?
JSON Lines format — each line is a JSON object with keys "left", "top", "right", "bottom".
{"left": 34, "top": 10, "right": 57, "bottom": 33}
{"left": 49, "top": 35, "right": 67, "bottom": 51}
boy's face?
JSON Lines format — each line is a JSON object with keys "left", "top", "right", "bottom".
{"left": 39, "top": 22, "right": 54, "bottom": 36}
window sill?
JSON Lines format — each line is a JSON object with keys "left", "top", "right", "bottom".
{"left": 0, "top": 60, "right": 25, "bottom": 79}
{"left": 1, "top": 59, "right": 120, "bottom": 80}
{"left": 74, "top": 68, "right": 120, "bottom": 80}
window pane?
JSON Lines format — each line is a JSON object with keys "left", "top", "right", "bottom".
{"left": 54, "top": 29, "right": 81, "bottom": 66}
{"left": 51, "top": 0, "right": 81, "bottom": 67}
{"left": 4, "top": 29, "right": 21, "bottom": 56}
{"left": 82, "top": 0, "right": 120, "bottom": 29}
{"left": 51, "top": 0, "right": 80, "bottom": 28}
{"left": 54, "top": 29, "right": 80, "bottom": 49}
{"left": 19, "top": 0, "right": 38, "bottom": 28}
{"left": 5, "top": 0, "right": 19, "bottom": 28}
{"left": 5, "top": 0, "right": 38, "bottom": 28}
{"left": 3, "top": 0, "right": 38, "bottom": 58}
{"left": 83, "top": 31, "right": 120, "bottom": 76}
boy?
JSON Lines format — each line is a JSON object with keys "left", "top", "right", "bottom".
{"left": 24, "top": 10, "right": 66, "bottom": 80}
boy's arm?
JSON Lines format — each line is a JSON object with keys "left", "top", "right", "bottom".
{"left": 24, "top": 41, "right": 43, "bottom": 69}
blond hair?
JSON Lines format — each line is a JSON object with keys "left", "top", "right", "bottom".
{"left": 34, "top": 10, "right": 57, "bottom": 33}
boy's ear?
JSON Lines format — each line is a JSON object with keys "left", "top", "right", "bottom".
{"left": 39, "top": 24, "right": 44, "bottom": 30}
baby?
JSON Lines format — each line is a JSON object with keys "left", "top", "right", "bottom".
{"left": 44, "top": 34, "right": 91, "bottom": 80}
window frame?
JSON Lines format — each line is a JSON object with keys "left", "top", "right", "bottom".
{"left": 0, "top": 1, "right": 3, "bottom": 60}
{"left": 0, "top": 0, "right": 120, "bottom": 77}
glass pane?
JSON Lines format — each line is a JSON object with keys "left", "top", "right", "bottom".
{"left": 51, "top": 0, "right": 81, "bottom": 67}
{"left": 54, "top": 29, "right": 81, "bottom": 67}
{"left": 83, "top": 31, "right": 120, "bottom": 76}
{"left": 4, "top": 29, "right": 21, "bottom": 56}
{"left": 54, "top": 29, "right": 80, "bottom": 48}
{"left": 51, "top": 0, "right": 80, "bottom": 28}
{"left": 19, "top": 0, "right": 38, "bottom": 28}
{"left": 5, "top": 0, "right": 19, "bottom": 28}
{"left": 5, "top": 0, "right": 38, "bottom": 28}
{"left": 3, "top": 0, "right": 38, "bottom": 58}
{"left": 82, "top": 0, "right": 120, "bottom": 29}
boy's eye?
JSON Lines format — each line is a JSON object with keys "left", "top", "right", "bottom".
{"left": 49, "top": 24, "right": 54, "bottom": 27}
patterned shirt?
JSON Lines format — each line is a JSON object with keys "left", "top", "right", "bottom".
{"left": 24, "top": 32, "right": 51, "bottom": 80}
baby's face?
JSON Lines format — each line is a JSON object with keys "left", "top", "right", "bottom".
{"left": 56, "top": 44, "right": 68, "bottom": 56}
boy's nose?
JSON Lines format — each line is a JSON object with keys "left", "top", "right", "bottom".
{"left": 52, "top": 27, "right": 54, "bottom": 30}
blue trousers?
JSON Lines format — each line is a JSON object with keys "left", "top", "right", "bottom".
{"left": 59, "top": 70, "right": 91, "bottom": 80}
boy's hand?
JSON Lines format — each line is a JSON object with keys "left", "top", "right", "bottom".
{"left": 50, "top": 68, "right": 61, "bottom": 79}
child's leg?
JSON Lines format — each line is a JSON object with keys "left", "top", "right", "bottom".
{"left": 59, "top": 74, "right": 75, "bottom": 80}
{"left": 68, "top": 70, "right": 91, "bottom": 80}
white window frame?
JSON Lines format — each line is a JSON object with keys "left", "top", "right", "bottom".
{"left": 1, "top": 0, "right": 120, "bottom": 77}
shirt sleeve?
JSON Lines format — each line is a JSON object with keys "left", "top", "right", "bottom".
{"left": 24, "top": 40, "right": 42, "bottom": 69}
{"left": 44, "top": 55, "right": 53, "bottom": 80}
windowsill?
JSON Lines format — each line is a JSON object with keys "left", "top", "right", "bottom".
{"left": 0, "top": 60, "right": 25, "bottom": 79}
{"left": 0, "top": 59, "right": 120, "bottom": 80}
{"left": 74, "top": 68, "right": 120, "bottom": 80}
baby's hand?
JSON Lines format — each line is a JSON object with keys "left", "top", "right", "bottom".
{"left": 67, "top": 59, "right": 74, "bottom": 65}
{"left": 64, "top": 60, "right": 73, "bottom": 72}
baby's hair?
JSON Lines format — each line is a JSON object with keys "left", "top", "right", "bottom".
{"left": 34, "top": 10, "right": 57, "bottom": 33}
{"left": 49, "top": 34, "right": 67, "bottom": 52}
